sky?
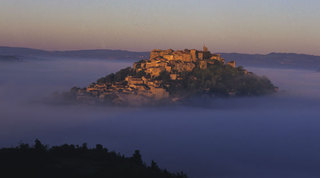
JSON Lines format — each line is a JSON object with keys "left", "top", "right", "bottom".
{"left": 1, "top": 0, "right": 320, "bottom": 54}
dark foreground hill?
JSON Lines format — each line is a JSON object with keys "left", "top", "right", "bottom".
{"left": 0, "top": 139, "right": 187, "bottom": 178}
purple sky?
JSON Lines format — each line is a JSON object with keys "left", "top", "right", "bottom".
{"left": 1, "top": 0, "right": 320, "bottom": 54}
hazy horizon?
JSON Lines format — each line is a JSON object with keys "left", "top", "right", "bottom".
{"left": 1, "top": 0, "right": 320, "bottom": 55}
{"left": 2, "top": 45, "right": 320, "bottom": 57}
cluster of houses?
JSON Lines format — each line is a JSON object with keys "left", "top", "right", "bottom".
{"left": 134, "top": 46, "right": 236, "bottom": 78}
{"left": 73, "top": 46, "right": 237, "bottom": 105}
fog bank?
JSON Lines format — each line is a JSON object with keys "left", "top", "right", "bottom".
{"left": 0, "top": 58, "right": 320, "bottom": 178}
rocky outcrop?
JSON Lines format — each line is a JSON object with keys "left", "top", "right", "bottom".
{"left": 69, "top": 46, "right": 263, "bottom": 106}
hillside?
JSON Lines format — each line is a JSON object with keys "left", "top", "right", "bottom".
{"left": 0, "top": 139, "right": 187, "bottom": 178}
{"left": 67, "top": 47, "right": 277, "bottom": 106}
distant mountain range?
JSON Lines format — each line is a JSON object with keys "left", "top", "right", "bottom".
{"left": 220, "top": 53, "right": 320, "bottom": 70}
{"left": 0, "top": 46, "right": 149, "bottom": 61}
{"left": 1, "top": 46, "right": 320, "bottom": 70}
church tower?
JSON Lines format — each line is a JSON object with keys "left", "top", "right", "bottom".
{"left": 203, "top": 45, "right": 208, "bottom": 52}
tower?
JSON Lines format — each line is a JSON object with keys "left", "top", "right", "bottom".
{"left": 202, "top": 44, "right": 211, "bottom": 59}
{"left": 203, "top": 45, "right": 208, "bottom": 52}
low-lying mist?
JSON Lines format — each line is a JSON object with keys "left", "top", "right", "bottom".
{"left": 0, "top": 58, "right": 320, "bottom": 178}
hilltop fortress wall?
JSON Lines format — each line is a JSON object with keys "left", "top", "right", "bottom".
{"left": 134, "top": 46, "right": 234, "bottom": 77}
{"left": 149, "top": 46, "right": 219, "bottom": 62}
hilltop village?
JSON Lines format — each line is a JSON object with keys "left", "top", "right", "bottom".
{"left": 69, "top": 46, "right": 276, "bottom": 105}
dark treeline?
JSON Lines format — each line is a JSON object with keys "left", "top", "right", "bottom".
{"left": 0, "top": 139, "right": 187, "bottom": 178}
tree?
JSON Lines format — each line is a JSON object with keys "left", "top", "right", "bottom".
{"left": 95, "top": 144, "right": 103, "bottom": 151}
{"left": 81, "top": 143, "right": 88, "bottom": 151}
{"left": 34, "top": 139, "right": 47, "bottom": 152}
{"left": 151, "top": 160, "right": 160, "bottom": 170}
{"left": 132, "top": 150, "right": 143, "bottom": 165}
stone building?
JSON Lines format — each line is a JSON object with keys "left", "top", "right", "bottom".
{"left": 227, "top": 61, "right": 236, "bottom": 68}
{"left": 78, "top": 46, "right": 237, "bottom": 105}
